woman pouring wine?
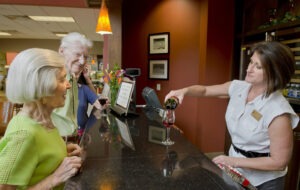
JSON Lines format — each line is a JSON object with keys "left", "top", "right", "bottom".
{"left": 165, "top": 41, "right": 299, "bottom": 189}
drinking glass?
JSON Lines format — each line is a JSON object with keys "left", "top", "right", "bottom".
{"left": 98, "top": 97, "right": 108, "bottom": 116}
{"left": 162, "top": 109, "right": 175, "bottom": 145}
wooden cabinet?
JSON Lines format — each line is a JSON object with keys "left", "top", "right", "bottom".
{"left": 285, "top": 122, "right": 300, "bottom": 190}
{"left": 238, "top": 0, "right": 300, "bottom": 41}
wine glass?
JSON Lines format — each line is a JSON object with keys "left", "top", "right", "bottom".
{"left": 162, "top": 109, "right": 175, "bottom": 145}
{"left": 98, "top": 96, "right": 108, "bottom": 116}
{"left": 99, "top": 97, "right": 108, "bottom": 106}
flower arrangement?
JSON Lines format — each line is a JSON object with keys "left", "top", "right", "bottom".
{"left": 103, "top": 64, "right": 125, "bottom": 106}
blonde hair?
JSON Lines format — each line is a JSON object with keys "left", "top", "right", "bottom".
{"left": 6, "top": 48, "right": 65, "bottom": 104}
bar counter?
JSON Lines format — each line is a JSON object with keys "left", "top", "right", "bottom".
{"left": 65, "top": 108, "right": 243, "bottom": 190}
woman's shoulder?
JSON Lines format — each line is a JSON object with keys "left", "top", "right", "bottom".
{"left": 229, "top": 80, "right": 251, "bottom": 95}
{"left": 264, "top": 91, "right": 299, "bottom": 128}
{"left": 264, "top": 91, "right": 297, "bottom": 115}
{"left": 6, "top": 115, "right": 40, "bottom": 134}
{"left": 231, "top": 80, "right": 250, "bottom": 87}
{"left": 2, "top": 115, "right": 38, "bottom": 147}
{"left": 268, "top": 91, "right": 290, "bottom": 105}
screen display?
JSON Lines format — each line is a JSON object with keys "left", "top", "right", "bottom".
{"left": 116, "top": 81, "right": 134, "bottom": 109}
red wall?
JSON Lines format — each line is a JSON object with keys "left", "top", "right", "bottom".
{"left": 122, "top": 0, "right": 234, "bottom": 152}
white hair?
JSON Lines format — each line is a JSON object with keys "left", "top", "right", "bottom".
{"left": 6, "top": 48, "right": 65, "bottom": 104}
{"left": 60, "top": 32, "right": 93, "bottom": 49}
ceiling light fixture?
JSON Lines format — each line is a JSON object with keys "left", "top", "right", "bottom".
{"left": 29, "top": 16, "right": 75, "bottom": 22}
{"left": 96, "top": 0, "right": 112, "bottom": 35}
{"left": 0, "top": 32, "right": 11, "bottom": 36}
{"left": 54, "top": 32, "right": 68, "bottom": 37}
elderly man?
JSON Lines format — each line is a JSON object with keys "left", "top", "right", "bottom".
{"left": 52, "top": 32, "right": 95, "bottom": 137}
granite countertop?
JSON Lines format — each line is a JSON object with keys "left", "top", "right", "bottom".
{"left": 65, "top": 108, "right": 243, "bottom": 190}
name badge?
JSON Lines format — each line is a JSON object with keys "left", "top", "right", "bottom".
{"left": 251, "top": 109, "right": 262, "bottom": 121}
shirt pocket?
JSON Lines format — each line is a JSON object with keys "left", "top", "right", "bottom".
{"left": 241, "top": 113, "right": 265, "bottom": 132}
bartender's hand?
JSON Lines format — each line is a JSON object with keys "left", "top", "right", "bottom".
{"left": 67, "top": 143, "right": 82, "bottom": 157}
{"left": 212, "top": 155, "right": 237, "bottom": 168}
{"left": 164, "top": 88, "right": 187, "bottom": 104}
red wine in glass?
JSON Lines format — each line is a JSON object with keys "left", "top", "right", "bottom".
{"left": 162, "top": 110, "right": 175, "bottom": 145}
{"left": 163, "top": 121, "right": 171, "bottom": 128}
{"left": 99, "top": 98, "right": 107, "bottom": 106}
{"left": 168, "top": 122, "right": 174, "bottom": 127}
{"left": 99, "top": 97, "right": 108, "bottom": 117}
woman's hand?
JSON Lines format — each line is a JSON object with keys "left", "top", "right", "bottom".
{"left": 164, "top": 88, "right": 187, "bottom": 104}
{"left": 212, "top": 155, "right": 237, "bottom": 168}
{"left": 67, "top": 143, "right": 81, "bottom": 157}
{"left": 51, "top": 156, "right": 82, "bottom": 187}
{"left": 0, "top": 156, "right": 82, "bottom": 190}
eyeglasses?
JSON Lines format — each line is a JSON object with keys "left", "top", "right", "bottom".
{"left": 72, "top": 52, "right": 88, "bottom": 61}
{"left": 65, "top": 48, "right": 88, "bottom": 61}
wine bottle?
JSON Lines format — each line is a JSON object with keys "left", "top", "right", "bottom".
{"left": 164, "top": 96, "right": 179, "bottom": 110}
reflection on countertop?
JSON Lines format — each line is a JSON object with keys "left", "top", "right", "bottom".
{"left": 65, "top": 108, "right": 243, "bottom": 190}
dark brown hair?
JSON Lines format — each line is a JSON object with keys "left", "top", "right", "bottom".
{"left": 250, "top": 41, "right": 295, "bottom": 97}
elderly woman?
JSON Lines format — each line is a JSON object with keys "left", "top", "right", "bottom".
{"left": 0, "top": 48, "right": 82, "bottom": 190}
{"left": 165, "top": 41, "right": 299, "bottom": 190}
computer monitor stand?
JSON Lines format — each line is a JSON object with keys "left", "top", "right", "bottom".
{"left": 129, "top": 77, "right": 137, "bottom": 113}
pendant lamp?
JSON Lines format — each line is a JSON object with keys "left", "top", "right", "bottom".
{"left": 96, "top": 0, "right": 112, "bottom": 35}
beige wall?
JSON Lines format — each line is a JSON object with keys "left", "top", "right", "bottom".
{"left": 0, "top": 0, "right": 122, "bottom": 71}
{"left": 0, "top": 38, "right": 103, "bottom": 55}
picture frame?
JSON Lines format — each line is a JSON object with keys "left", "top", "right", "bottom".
{"left": 149, "top": 32, "right": 170, "bottom": 54}
{"left": 148, "top": 125, "right": 166, "bottom": 145}
{"left": 148, "top": 59, "right": 169, "bottom": 80}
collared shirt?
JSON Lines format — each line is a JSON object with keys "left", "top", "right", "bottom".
{"left": 52, "top": 73, "right": 78, "bottom": 136}
{"left": 77, "top": 84, "right": 98, "bottom": 129}
{"left": 226, "top": 80, "right": 299, "bottom": 186}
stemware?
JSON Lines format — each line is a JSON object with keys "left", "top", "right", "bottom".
{"left": 161, "top": 146, "right": 178, "bottom": 177}
{"left": 98, "top": 96, "right": 108, "bottom": 116}
{"left": 162, "top": 109, "right": 175, "bottom": 145}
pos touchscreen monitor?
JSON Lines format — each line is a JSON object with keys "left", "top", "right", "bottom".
{"left": 110, "top": 80, "right": 135, "bottom": 116}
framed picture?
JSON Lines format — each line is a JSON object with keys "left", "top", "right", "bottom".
{"left": 149, "top": 59, "right": 169, "bottom": 80}
{"left": 148, "top": 125, "right": 166, "bottom": 145}
{"left": 149, "top": 32, "right": 170, "bottom": 54}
